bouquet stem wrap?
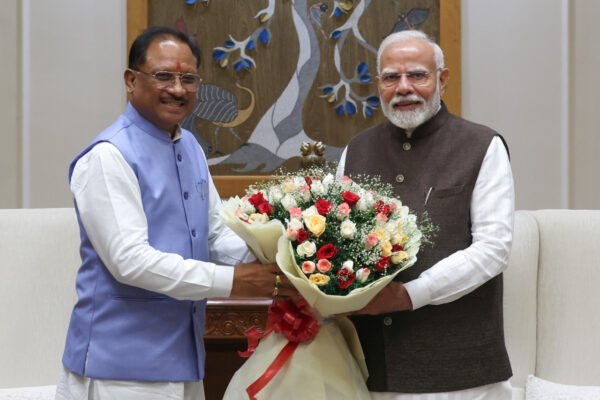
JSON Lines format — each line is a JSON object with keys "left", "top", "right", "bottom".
{"left": 239, "top": 299, "right": 319, "bottom": 400}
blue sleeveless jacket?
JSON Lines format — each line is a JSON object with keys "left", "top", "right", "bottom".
{"left": 62, "top": 103, "right": 210, "bottom": 381}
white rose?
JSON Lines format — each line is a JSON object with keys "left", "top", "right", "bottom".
{"left": 281, "top": 194, "right": 298, "bottom": 210}
{"left": 356, "top": 198, "right": 368, "bottom": 212}
{"left": 398, "top": 206, "right": 410, "bottom": 218}
{"left": 296, "top": 241, "right": 317, "bottom": 258}
{"left": 268, "top": 186, "right": 284, "bottom": 204}
{"left": 322, "top": 173, "right": 334, "bottom": 188}
{"left": 240, "top": 198, "right": 256, "bottom": 214}
{"left": 310, "top": 181, "right": 326, "bottom": 196}
{"left": 363, "top": 191, "right": 376, "bottom": 207}
{"left": 293, "top": 176, "right": 306, "bottom": 188}
{"left": 288, "top": 218, "right": 304, "bottom": 231}
{"left": 248, "top": 213, "right": 269, "bottom": 224}
{"left": 342, "top": 260, "right": 354, "bottom": 272}
{"left": 340, "top": 220, "right": 356, "bottom": 239}
{"left": 302, "top": 206, "right": 318, "bottom": 222}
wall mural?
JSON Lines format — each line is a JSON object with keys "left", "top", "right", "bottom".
{"left": 148, "top": 0, "right": 440, "bottom": 175}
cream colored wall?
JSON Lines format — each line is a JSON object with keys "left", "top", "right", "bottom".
{"left": 0, "top": 0, "right": 20, "bottom": 208}
{"left": 571, "top": 1, "right": 600, "bottom": 209}
{"left": 1, "top": 1, "right": 598, "bottom": 209}
{"left": 462, "top": 0, "right": 566, "bottom": 210}
{"left": 23, "top": 0, "right": 127, "bottom": 207}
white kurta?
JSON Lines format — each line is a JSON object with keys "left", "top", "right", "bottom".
{"left": 337, "top": 136, "right": 515, "bottom": 400}
{"left": 57, "top": 130, "right": 254, "bottom": 399}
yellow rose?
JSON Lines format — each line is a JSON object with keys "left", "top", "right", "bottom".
{"left": 380, "top": 240, "right": 393, "bottom": 257}
{"left": 281, "top": 179, "right": 296, "bottom": 193}
{"left": 391, "top": 251, "right": 408, "bottom": 264}
{"left": 397, "top": 221, "right": 403, "bottom": 232}
{"left": 309, "top": 273, "right": 330, "bottom": 286}
{"left": 374, "top": 228, "right": 389, "bottom": 241}
{"left": 249, "top": 213, "right": 268, "bottom": 224}
{"left": 306, "top": 215, "right": 326, "bottom": 237}
{"left": 391, "top": 233, "right": 408, "bottom": 245}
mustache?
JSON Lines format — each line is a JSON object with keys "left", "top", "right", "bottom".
{"left": 389, "top": 95, "right": 424, "bottom": 106}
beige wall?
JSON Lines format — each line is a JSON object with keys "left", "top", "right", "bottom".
{"left": 1, "top": 0, "right": 599, "bottom": 210}
{"left": 0, "top": 0, "right": 20, "bottom": 208}
{"left": 462, "top": 0, "right": 566, "bottom": 210}
{"left": 571, "top": 1, "right": 600, "bottom": 209}
{"left": 16, "top": 0, "right": 127, "bottom": 208}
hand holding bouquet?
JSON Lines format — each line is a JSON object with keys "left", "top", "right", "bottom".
{"left": 219, "top": 167, "right": 431, "bottom": 400}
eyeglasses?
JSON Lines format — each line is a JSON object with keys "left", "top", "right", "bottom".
{"left": 130, "top": 69, "right": 202, "bottom": 92}
{"left": 378, "top": 71, "right": 437, "bottom": 87}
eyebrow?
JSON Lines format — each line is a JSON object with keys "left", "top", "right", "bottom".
{"left": 381, "top": 66, "right": 430, "bottom": 74}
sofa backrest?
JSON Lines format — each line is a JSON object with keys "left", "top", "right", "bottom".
{"left": 504, "top": 210, "right": 539, "bottom": 389}
{"left": 504, "top": 209, "right": 600, "bottom": 388}
{"left": 0, "top": 208, "right": 80, "bottom": 388}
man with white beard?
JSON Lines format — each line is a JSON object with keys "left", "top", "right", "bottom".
{"left": 337, "top": 30, "right": 515, "bottom": 399}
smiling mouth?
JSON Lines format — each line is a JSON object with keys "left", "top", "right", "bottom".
{"left": 161, "top": 98, "right": 186, "bottom": 108}
{"left": 393, "top": 100, "right": 422, "bottom": 110}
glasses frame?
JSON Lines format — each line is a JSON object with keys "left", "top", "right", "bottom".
{"left": 129, "top": 68, "right": 203, "bottom": 92}
{"left": 377, "top": 69, "right": 441, "bottom": 88}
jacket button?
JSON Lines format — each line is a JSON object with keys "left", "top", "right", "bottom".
{"left": 184, "top": 192, "right": 189, "bottom": 200}
{"left": 395, "top": 174, "right": 405, "bottom": 183}
{"left": 191, "top": 229, "right": 197, "bottom": 237}
{"left": 177, "top": 153, "right": 182, "bottom": 162}
{"left": 402, "top": 142, "right": 411, "bottom": 151}
{"left": 383, "top": 316, "right": 392, "bottom": 326}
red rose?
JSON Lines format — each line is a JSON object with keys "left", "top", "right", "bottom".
{"left": 373, "top": 257, "right": 390, "bottom": 270}
{"left": 341, "top": 191, "right": 360, "bottom": 207}
{"left": 305, "top": 176, "right": 313, "bottom": 186}
{"left": 248, "top": 192, "right": 266, "bottom": 207}
{"left": 337, "top": 269, "right": 356, "bottom": 289}
{"left": 257, "top": 201, "right": 273, "bottom": 216}
{"left": 297, "top": 229, "right": 309, "bottom": 243}
{"left": 315, "top": 199, "right": 333, "bottom": 216}
{"left": 374, "top": 200, "right": 392, "bottom": 215}
{"left": 392, "top": 244, "right": 403, "bottom": 252}
{"left": 317, "top": 243, "right": 338, "bottom": 260}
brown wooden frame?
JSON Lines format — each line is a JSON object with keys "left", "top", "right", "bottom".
{"left": 127, "top": 0, "right": 461, "bottom": 197}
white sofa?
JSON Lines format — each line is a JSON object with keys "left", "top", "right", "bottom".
{"left": 1, "top": 208, "right": 599, "bottom": 399}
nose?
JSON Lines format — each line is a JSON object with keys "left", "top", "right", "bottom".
{"left": 167, "top": 76, "right": 186, "bottom": 96}
{"left": 394, "top": 75, "right": 413, "bottom": 96}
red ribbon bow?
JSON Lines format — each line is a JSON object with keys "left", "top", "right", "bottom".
{"left": 238, "top": 299, "right": 320, "bottom": 400}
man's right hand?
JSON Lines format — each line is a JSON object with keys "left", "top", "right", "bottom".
{"left": 229, "top": 262, "right": 298, "bottom": 299}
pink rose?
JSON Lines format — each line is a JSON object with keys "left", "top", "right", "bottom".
{"left": 376, "top": 213, "right": 388, "bottom": 224}
{"left": 302, "top": 261, "right": 316, "bottom": 274}
{"left": 286, "top": 227, "right": 298, "bottom": 241}
{"left": 339, "top": 175, "right": 353, "bottom": 190}
{"left": 337, "top": 202, "right": 351, "bottom": 221}
{"left": 234, "top": 209, "right": 249, "bottom": 221}
{"left": 289, "top": 207, "right": 303, "bottom": 219}
{"left": 316, "top": 259, "right": 332, "bottom": 273}
{"left": 356, "top": 268, "right": 371, "bottom": 283}
{"left": 365, "top": 232, "right": 379, "bottom": 249}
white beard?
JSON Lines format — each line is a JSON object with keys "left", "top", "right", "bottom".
{"left": 381, "top": 83, "right": 441, "bottom": 130}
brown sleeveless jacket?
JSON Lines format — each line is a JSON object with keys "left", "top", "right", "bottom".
{"left": 345, "top": 103, "right": 512, "bottom": 393}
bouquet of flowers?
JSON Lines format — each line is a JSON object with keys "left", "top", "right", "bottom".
{"left": 219, "top": 167, "right": 430, "bottom": 400}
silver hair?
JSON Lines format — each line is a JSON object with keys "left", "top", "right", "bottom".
{"left": 377, "top": 30, "right": 445, "bottom": 74}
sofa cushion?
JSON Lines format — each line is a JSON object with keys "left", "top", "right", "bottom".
{"left": 533, "top": 210, "right": 600, "bottom": 385}
{"left": 526, "top": 375, "right": 600, "bottom": 399}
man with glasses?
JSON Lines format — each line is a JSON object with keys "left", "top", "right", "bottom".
{"left": 338, "top": 30, "right": 515, "bottom": 399}
{"left": 56, "top": 26, "right": 295, "bottom": 400}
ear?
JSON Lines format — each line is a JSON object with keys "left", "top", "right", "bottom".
{"left": 124, "top": 69, "right": 136, "bottom": 93}
{"left": 438, "top": 68, "right": 450, "bottom": 97}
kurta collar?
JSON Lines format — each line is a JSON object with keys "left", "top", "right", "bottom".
{"left": 124, "top": 102, "right": 182, "bottom": 143}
